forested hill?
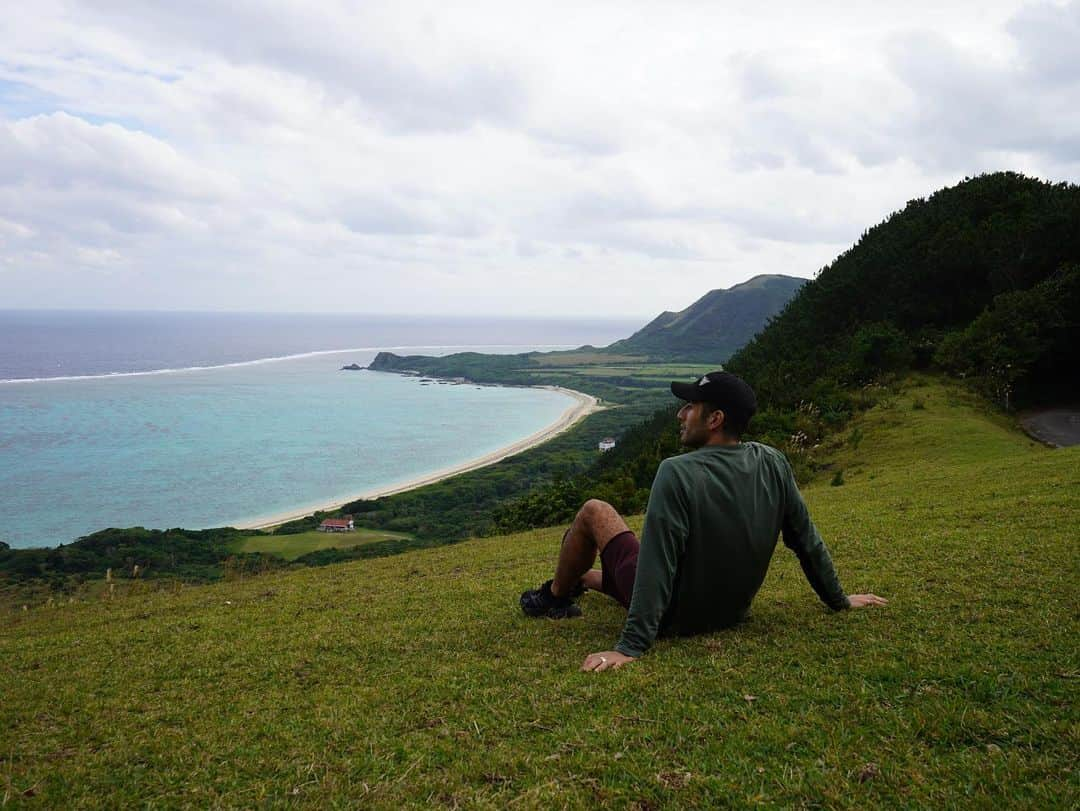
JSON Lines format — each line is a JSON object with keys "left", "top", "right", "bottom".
{"left": 604, "top": 274, "right": 805, "bottom": 361}
{"left": 727, "top": 172, "right": 1080, "bottom": 409}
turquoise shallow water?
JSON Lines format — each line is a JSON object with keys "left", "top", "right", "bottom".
{"left": 0, "top": 348, "right": 577, "bottom": 548}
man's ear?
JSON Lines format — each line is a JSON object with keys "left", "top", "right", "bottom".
{"left": 708, "top": 408, "right": 726, "bottom": 432}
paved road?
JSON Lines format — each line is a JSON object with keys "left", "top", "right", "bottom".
{"left": 1020, "top": 408, "right": 1080, "bottom": 448}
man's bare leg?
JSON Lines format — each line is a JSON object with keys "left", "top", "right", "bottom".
{"left": 581, "top": 570, "right": 603, "bottom": 591}
{"left": 550, "top": 499, "right": 630, "bottom": 598}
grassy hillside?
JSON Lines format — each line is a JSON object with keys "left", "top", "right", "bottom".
{"left": 233, "top": 528, "right": 413, "bottom": 561}
{"left": 3, "top": 379, "right": 1077, "bottom": 808}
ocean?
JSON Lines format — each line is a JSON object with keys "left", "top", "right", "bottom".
{"left": 0, "top": 311, "right": 641, "bottom": 549}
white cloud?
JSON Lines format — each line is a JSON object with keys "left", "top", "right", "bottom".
{"left": 0, "top": 0, "right": 1076, "bottom": 315}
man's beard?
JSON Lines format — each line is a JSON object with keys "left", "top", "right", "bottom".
{"left": 680, "top": 420, "right": 708, "bottom": 449}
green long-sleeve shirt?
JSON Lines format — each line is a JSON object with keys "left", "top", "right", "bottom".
{"left": 615, "top": 442, "right": 849, "bottom": 658}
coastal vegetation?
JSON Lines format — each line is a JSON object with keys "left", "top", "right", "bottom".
{"left": 4, "top": 379, "right": 1076, "bottom": 807}
{"left": 0, "top": 527, "right": 276, "bottom": 588}
{"left": 0, "top": 524, "right": 425, "bottom": 608}
{"left": 365, "top": 350, "right": 712, "bottom": 395}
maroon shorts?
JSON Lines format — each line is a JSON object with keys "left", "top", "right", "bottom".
{"left": 600, "top": 530, "right": 640, "bottom": 609}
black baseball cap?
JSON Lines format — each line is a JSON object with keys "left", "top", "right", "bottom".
{"left": 670, "top": 371, "right": 758, "bottom": 432}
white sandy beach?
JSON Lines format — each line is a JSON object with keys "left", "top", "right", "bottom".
{"left": 237, "top": 386, "right": 603, "bottom": 530}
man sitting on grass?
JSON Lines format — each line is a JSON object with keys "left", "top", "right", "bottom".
{"left": 520, "top": 371, "right": 887, "bottom": 672}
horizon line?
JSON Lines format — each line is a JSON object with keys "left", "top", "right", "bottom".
{"left": 0, "top": 307, "right": 652, "bottom": 321}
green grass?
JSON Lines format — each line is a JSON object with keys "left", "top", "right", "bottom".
{"left": 234, "top": 529, "right": 412, "bottom": 561}
{"left": 528, "top": 351, "right": 648, "bottom": 366}
{"left": 525, "top": 364, "right": 714, "bottom": 380}
{"left": 2, "top": 379, "right": 1077, "bottom": 807}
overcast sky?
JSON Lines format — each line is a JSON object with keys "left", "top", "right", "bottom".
{"left": 1, "top": 1, "right": 1077, "bottom": 317}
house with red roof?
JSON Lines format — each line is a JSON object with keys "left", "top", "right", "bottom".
{"left": 318, "top": 516, "right": 355, "bottom": 533}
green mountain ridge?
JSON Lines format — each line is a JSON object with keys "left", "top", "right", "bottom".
{"left": 605, "top": 273, "right": 807, "bottom": 361}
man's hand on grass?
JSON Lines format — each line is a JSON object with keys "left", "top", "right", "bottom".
{"left": 581, "top": 651, "right": 637, "bottom": 672}
{"left": 848, "top": 593, "right": 888, "bottom": 608}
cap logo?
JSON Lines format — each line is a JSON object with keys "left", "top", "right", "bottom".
{"left": 698, "top": 375, "right": 711, "bottom": 386}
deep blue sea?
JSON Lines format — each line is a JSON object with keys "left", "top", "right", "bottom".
{"left": 0, "top": 311, "right": 641, "bottom": 548}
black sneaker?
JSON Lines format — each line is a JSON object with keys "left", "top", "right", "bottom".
{"left": 520, "top": 579, "right": 583, "bottom": 619}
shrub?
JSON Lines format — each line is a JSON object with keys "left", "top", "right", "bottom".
{"left": 848, "top": 427, "right": 863, "bottom": 449}
{"left": 934, "top": 264, "right": 1080, "bottom": 407}
{"left": 843, "top": 321, "right": 914, "bottom": 384}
